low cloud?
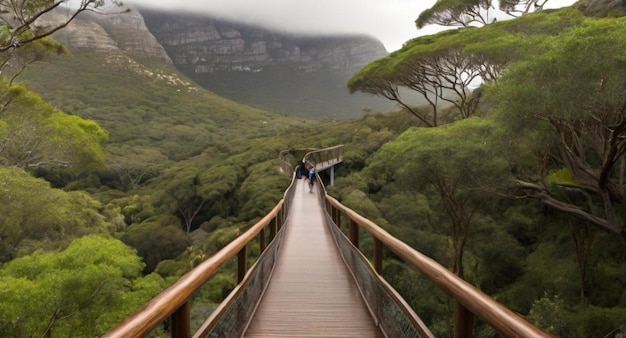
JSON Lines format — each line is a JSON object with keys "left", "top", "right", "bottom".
{"left": 125, "top": 0, "right": 578, "bottom": 52}
{"left": 125, "top": 0, "right": 434, "bottom": 52}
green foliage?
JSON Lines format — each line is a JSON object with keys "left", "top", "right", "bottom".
{"left": 121, "top": 222, "right": 188, "bottom": 274}
{"left": 487, "top": 14, "right": 626, "bottom": 238}
{"left": 470, "top": 221, "right": 526, "bottom": 293}
{"left": 547, "top": 167, "right": 577, "bottom": 186}
{"left": 579, "top": 306, "right": 626, "bottom": 338}
{"left": 237, "top": 160, "right": 291, "bottom": 220}
{"left": 199, "top": 273, "right": 237, "bottom": 303}
{"left": 1, "top": 4, "right": 625, "bottom": 337}
{"left": 0, "top": 82, "right": 106, "bottom": 172}
{"left": 202, "top": 227, "right": 242, "bottom": 256}
{"left": 154, "top": 259, "right": 189, "bottom": 278}
{"left": 0, "top": 235, "right": 165, "bottom": 337}
{"left": 527, "top": 294, "right": 575, "bottom": 337}
{"left": 0, "top": 167, "right": 110, "bottom": 262}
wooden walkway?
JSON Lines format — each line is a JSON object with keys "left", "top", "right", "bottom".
{"left": 243, "top": 178, "right": 384, "bottom": 337}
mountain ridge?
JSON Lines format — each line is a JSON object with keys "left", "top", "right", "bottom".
{"left": 49, "top": 5, "right": 395, "bottom": 119}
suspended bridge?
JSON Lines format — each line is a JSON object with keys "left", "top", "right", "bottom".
{"left": 104, "top": 145, "right": 551, "bottom": 338}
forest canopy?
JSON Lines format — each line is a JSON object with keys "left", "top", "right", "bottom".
{"left": 1, "top": 1, "right": 626, "bottom": 337}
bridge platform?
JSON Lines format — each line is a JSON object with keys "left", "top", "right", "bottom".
{"left": 243, "top": 177, "right": 384, "bottom": 337}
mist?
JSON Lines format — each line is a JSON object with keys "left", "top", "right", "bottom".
{"left": 124, "top": 0, "right": 578, "bottom": 52}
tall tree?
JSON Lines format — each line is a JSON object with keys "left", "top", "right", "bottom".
{"left": 0, "top": 82, "right": 107, "bottom": 170}
{"left": 0, "top": 235, "right": 165, "bottom": 337}
{"left": 0, "top": 0, "right": 124, "bottom": 72}
{"left": 416, "top": 0, "right": 551, "bottom": 29}
{"left": 350, "top": 8, "right": 585, "bottom": 126}
{"left": 489, "top": 17, "right": 626, "bottom": 239}
{"left": 348, "top": 28, "right": 502, "bottom": 126}
{"left": 0, "top": 166, "right": 111, "bottom": 262}
{"left": 365, "top": 117, "right": 506, "bottom": 277}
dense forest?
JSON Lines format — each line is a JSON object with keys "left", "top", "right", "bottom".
{"left": 1, "top": 0, "right": 625, "bottom": 337}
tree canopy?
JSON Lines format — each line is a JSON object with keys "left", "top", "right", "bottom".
{"left": 489, "top": 16, "right": 626, "bottom": 239}
{"left": 0, "top": 235, "right": 165, "bottom": 337}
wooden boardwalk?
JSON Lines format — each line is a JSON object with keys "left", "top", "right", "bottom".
{"left": 243, "top": 178, "right": 384, "bottom": 337}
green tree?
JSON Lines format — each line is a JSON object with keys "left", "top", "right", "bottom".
{"left": 489, "top": 17, "right": 626, "bottom": 239}
{"left": 121, "top": 222, "right": 187, "bottom": 274}
{"left": 348, "top": 28, "right": 507, "bottom": 126}
{"left": 105, "top": 144, "right": 170, "bottom": 191}
{"left": 416, "top": 0, "right": 494, "bottom": 28}
{"left": 416, "top": 0, "right": 552, "bottom": 29}
{"left": 0, "top": 82, "right": 107, "bottom": 171}
{"left": 0, "top": 235, "right": 165, "bottom": 337}
{"left": 365, "top": 117, "right": 507, "bottom": 277}
{"left": 0, "top": 166, "right": 110, "bottom": 262}
{"left": 0, "top": 0, "right": 124, "bottom": 69}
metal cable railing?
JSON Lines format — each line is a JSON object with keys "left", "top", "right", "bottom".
{"left": 104, "top": 146, "right": 551, "bottom": 338}
{"left": 314, "top": 177, "right": 433, "bottom": 338}
{"left": 103, "top": 172, "right": 298, "bottom": 338}
{"left": 323, "top": 191, "right": 553, "bottom": 338}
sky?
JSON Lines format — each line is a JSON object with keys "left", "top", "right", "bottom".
{"left": 125, "top": 0, "right": 578, "bottom": 52}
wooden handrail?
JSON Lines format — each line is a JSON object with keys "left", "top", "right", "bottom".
{"left": 105, "top": 146, "right": 548, "bottom": 338}
{"left": 103, "top": 201, "right": 284, "bottom": 338}
{"left": 325, "top": 195, "right": 552, "bottom": 338}
{"left": 304, "top": 145, "right": 344, "bottom": 165}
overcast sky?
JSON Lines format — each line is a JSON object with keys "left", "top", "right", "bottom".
{"left": 125, "top": 0, "right": 578, "bottom": 52}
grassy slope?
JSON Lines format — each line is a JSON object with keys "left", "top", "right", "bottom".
{"left": 17, "top": 51, "right": 310, "bottom": 161}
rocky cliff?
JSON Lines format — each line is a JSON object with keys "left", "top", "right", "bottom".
{"left": 43, "top": 6, "right": 394, "bottom": 119}
{"left": 46, "top": 8, "right": 172, "bottom": 63}
{"left": 574, "top": 0, "right": 626, "bottom": 17}
{"left": 137, "top": 8, "right": 388, "bottom": 74}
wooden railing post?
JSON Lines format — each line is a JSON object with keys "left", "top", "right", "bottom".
{"left": 171, "top": 302, "right": 191, "bottom": 338}
{"left": 271, "top": 215, "right": 278, "bottom": 241}
{"left": 349, "top": 219, "right": 359, "bottom": 249}
{"left": 259, "top": 228, "right": 266, "bottom": 252}
{"left": 373, "top": 237, "right": 383, "bottom": 274}
{"left": 237, "top": 247, "right": 247, "bottom": 283}
{"left": 455, "top": 303, "right": 474, "bottom": 338}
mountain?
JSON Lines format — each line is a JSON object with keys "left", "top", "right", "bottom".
{"left": 18, "top": 9, "right": 303, "bottom": 164}
{"left": 34, "top": 7, "right": 396, "bottom": 120}
{"left": 135, "top": 7, "right": 396, "bottom": 119}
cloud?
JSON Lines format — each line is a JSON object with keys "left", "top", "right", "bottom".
{"left": 125, "top": 0, "right": 578, "bottom": 52}
{"left": 125, "top": 0, "right": 433, "bottom": 52}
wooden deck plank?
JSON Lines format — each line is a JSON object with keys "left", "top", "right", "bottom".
{"left": 243, "top": 178, "right": 384, "bottom": 337}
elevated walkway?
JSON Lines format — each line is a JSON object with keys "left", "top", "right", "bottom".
{"left": 244, "top": 178, "right": 382, "bottom": 337}
{"left": 104, "top": 145, "right": 552, "bottom": 338}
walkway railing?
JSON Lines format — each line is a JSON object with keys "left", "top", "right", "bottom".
{"left": 279, "top": 145, "right": 344, "bottom": 176}
{"left": 304, "top": 145, "right": 344, "bottom": 171}
{"left": 103, "top": 179, "right": 296, "bottom": 338}
{"left": 323, "top": 192, "right": 552, "bottom": 337}
{"left": 104, "top": 146, "right": 552, "bottom": 337}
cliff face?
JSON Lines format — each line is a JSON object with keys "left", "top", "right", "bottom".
{"left": 138, "top": 9, "right": 388, "bottom": 74}
{"left": 43, "top": 6, "right": 394, "bottom": 119}
{"left": 47, "top": 8, "right": 172, "bottom": 63}
{"left": 574, "top": 0, "right": 626, "bottom": 17}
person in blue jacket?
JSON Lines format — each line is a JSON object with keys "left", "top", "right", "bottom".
{"left": 308, "top": 167, "right": 315, "bottom": 192}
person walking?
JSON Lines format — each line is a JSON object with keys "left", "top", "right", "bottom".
{"left": 308, "top": 167, "right": 315, "bottom": 193}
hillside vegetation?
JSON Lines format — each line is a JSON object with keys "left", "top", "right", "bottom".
{"left": 1, "top": 1, "right": 626, "bottom": 337}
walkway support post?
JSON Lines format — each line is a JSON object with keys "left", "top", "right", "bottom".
{"left": 456, "top": 304, "right": 474, "bottom": 338}
{"left": 171, "top": 303, "right": 191, "bottom": 338}
{"left": 373, "top": 238, "right": 383, "bottom": 274}
{"left": 349, "top": 219, "right": 359, "bottom": 249}
{"left": 237, "top": 248, "right": 247, "bottom": 283}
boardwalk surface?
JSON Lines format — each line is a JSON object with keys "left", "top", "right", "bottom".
{"left": 243, "top": 178, "right": 384, "bottom": 337}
